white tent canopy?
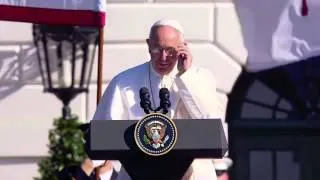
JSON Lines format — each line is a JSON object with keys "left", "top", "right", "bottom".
{"left": 234, "top": 0, "right": 320, "bottom": 72}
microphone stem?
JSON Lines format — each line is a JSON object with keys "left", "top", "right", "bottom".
{"left": 162, "top": 109, "right": 168, "bottom": 115}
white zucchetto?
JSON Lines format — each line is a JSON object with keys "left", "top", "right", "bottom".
{"left": 150, "top": 19, "right": 185, "bottom": 35}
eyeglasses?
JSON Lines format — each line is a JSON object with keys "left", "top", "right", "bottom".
{"left": 150, "top": 47, "right": 178, "bottom": 57}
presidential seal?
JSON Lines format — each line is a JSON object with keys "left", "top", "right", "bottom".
{"left": 134, "top": 113, "right": 177, "bottom": 156}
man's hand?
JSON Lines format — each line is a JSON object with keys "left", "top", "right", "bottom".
{"left": 98, "top": 161, "right": 113, "bottom": 174}
{"left": 177, "top": 42, "right": 192, "bottom": 76}
{"left": 81, "top": 158, "right": 113, "bottom": 176}
{"left": 81, "top": 158, "right": 95, "bottom": 176}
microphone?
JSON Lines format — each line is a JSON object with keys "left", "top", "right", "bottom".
{"left": 159, "top": 88, "right": 171, "bottom": 114}
{"left": 139, "top": 87, "right": 152, "bottom": 114}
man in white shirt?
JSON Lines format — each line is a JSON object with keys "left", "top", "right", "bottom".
{"left": 91, "top": 19, "right": 220, "bottom": 180}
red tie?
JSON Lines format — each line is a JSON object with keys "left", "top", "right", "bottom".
{"left": 301, "top": 0, "right": 308, "bottom": 16}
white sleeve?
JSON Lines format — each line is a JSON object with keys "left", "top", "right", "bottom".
{"left": 192, "top": 159, "right": 218, "bottom": 180}
{"left": 91, "top": 77, "right": 129, "bottom": 121}
{"left": 174, "top": 67, "right": 220, "bottom": 119}
{"left": 90, "top": 77, "right": 129, "bottom": 170}
{"left": 174, "top": 67, "right": 219, "bottom": 180}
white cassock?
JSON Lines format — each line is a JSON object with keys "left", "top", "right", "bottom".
{"left": 91, "top": 61, "right": 220, "bottom": 180}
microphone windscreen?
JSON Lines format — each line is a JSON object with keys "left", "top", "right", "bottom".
{"left": 139, "top": 87, "right": 150, "bottom": 99}
{"left": 159, "top": 88, "right": 170, "bottom": 99}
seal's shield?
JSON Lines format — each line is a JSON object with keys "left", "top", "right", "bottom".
{"left": 134, "top": 113, "right": 177, "bottom": 156}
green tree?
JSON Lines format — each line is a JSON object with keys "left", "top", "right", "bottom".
{"left": 35, "top": 116, "right": 86, "bottom": 180}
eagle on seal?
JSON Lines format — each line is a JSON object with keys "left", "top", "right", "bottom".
{"left": 145, "top": 121, "right": 167, "bottom": 145}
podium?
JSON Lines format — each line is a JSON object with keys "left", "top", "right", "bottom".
{"left": 83, "top": 119, "right": 228, "bottom": 180}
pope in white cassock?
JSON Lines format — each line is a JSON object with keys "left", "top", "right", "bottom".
{"left": 91, "top": 19, "right": 220, "bottom": 180}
